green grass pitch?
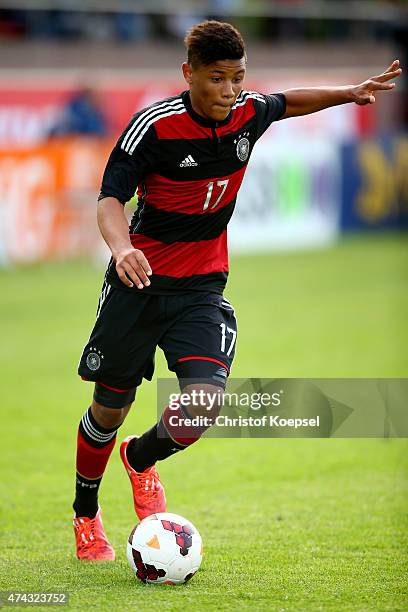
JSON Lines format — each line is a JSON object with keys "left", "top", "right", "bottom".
{"left": 0, "top": 234, "right": 407, "bottom": 611}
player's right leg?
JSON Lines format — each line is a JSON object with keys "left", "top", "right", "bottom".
{"left": 73, "top": 398, "right": 131, "bottom": 561}
{"left": 73, "top": 282, "right": 159, "bottom": 560}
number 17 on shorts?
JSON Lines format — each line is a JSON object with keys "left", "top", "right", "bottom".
{"left": 220, "top": 322, "right": 237, "bottom": 357}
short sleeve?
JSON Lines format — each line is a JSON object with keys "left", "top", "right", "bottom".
{"left": 99, "top": 117, "right": 158, "bottom": 205}
{"left": 253, "top": 92, "right": 286, "bottom": 139}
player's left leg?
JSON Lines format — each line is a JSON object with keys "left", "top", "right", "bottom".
{"left": 122, "top": 293, "right": 237, "bottom": 517}
{"left": 121, "top": 376, "right": 225, "bottom": 520}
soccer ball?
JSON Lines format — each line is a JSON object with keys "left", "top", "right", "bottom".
{"left": 126, "top": 512, "right": 203, "bottom": 585}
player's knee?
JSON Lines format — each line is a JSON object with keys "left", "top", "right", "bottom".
{"left": 91, "top": 400, "right": 132, "bottom": 429}
{"left": 93, "top": 381, "right": 136, "bottom": 409}
{"left": 181, "top": 383, "right": 223, "bottom": 421}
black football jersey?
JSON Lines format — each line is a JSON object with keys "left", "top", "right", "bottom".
{"left": 99, "top": 89, "right": 285, "bottom": 294}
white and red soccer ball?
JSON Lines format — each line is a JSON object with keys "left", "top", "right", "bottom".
{"left": 127, "top": 512, "right": 203, "bottom": 585}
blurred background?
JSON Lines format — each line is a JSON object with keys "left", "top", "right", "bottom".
{"left": 0, "top": 0, "right": 406, "bottom": 264}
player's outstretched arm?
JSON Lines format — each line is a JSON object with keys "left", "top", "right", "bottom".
{"left": 281, "top": 60, "right": 402, "bottom": 119}
{"left": 97, "top": 197, "right": 152, "bottom": 289}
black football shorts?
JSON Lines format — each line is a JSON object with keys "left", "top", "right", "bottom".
{"left": 78, "top": 281, "right": 237, "bottom": 407}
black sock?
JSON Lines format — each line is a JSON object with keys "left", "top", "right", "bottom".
{"left": 126, "top": 418, "right": 185, "bottom": 473}
{"left": 73, "top": 474, "right": 102, "bottom": 519}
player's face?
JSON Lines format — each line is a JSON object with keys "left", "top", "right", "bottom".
{"left": 183, "top": 58, "right": 246, "bottom": 122}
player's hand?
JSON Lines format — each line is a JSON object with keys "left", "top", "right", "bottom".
{"left": 115, "top": 247, "right": 152, "bottom": 289}
{"left": 352, "top": 59, "right": 402, "bottom": 105}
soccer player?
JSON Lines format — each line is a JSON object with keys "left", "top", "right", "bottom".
{"left": 72, "top": 20, "right": 401, "bottom": 560}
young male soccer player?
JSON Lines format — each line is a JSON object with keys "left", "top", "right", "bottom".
{"left": 73, "top": 20, "right": 401, "bottom": 560}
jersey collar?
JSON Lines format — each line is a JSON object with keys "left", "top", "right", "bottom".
{"left": 182, "top": 91, "right": 233, "bottom": 128}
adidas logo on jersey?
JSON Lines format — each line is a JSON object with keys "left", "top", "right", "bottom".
{"left": 179, "top": 155, "right": 198, "bottom": 167}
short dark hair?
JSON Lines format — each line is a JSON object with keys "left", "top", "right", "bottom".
{"left": 185, "top": 20, "right": 246, "bottom": 68}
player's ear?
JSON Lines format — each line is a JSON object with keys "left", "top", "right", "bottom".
{"left": 182, "top": 62, "right": 193, "bottom": 85}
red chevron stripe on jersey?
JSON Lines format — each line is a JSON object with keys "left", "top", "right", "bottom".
{"left": 130, "top": 231, "right": 228, "bottom": 277}
{"left": 154, "top": 99, "right": 256, "bottom": 139}
{"left": 154, "top": 115, "right": 212, "bottom": 140}
{"left": 216, "top": 99, "right": 256, "bottom": 137}
{"left": 140, "top": 166, "right": 246, "bottom": 215}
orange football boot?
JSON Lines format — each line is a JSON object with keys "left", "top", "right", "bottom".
{"left": 120, "top": 435, "right": 166, "bottom": 520}
{"left": 73, "top": 509, "right": 115, "bottom": 561}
